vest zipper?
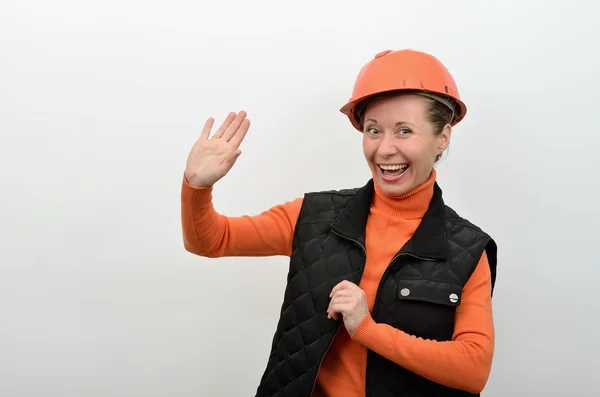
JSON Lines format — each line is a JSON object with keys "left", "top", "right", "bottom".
{"left": 307, "top": 229, "right": 367, "bottom": 396}
{"left": 329, "top": 230, "right": 437, "bottom": 397}
{"left": 330, "top": 229, "right": 367, "bottom": 257}
{"left": 309, "top": 326, "right": 340, "bottom": 396}
{"left": 390, "top": 251, "right": 436, "bottom": 264}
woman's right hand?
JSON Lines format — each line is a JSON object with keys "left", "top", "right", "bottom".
{"left": 184, "top": 111, "right": 250, "bottom": 188}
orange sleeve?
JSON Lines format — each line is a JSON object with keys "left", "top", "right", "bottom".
{"left": 181, "top": 176, "right": 303, "bottom": 257}
{"left": 351, "top": 250, "right": 494, "bottom": 394}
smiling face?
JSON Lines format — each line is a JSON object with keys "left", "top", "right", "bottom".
{"left": 360, "top": 93, "right": 452, "bottom": 196}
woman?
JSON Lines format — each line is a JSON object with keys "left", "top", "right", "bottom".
{"left": 181, "top": 49, "right": 498, "bottom": 397}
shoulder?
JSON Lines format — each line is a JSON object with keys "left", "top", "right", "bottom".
{"left": 301, "top": 182, "right": 367, "bottom": 206}
{"left": 303, "top": 186, "right": 363, "bottom": 198}
{"left": 443, "top": 203, "right": 498, "bottom": 290}
{"left": 443, "top": 204, "right": 490, "bottom": 238}
{"left": 433, "top": 181, "right": 492, "bottom": 242}
{"left": 441, "top": 199, "right": 495, "bottom": 248}
{"left": 295, "top": 183, "right": 367, "bottom": 222}
{"left": 443, "top": 203, "right": 496, "bottom": 252}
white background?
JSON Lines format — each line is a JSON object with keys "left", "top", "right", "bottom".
{"left": 1, "top": 0, "right": 599, "bottom": 396}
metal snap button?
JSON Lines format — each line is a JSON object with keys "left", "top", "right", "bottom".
{"left": 400, "top": 288, "right": 410, "bottom": 297}
{"left": 449, "top": 293, "right": 459, "bottom": 303}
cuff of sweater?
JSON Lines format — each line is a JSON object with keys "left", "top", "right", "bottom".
{"left": 182, "top": 174, "right": 213, "bottom": 206}
{"left": 350, "top": 313, "right": 378, "bottom": 344}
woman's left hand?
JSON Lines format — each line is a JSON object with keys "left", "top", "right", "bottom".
{"left": 327, "top": 280, "right": 369, "bottom": 335}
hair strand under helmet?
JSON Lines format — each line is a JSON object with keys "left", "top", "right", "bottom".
{"left": 339, "top": 49, "right": 467, "bottom": 131}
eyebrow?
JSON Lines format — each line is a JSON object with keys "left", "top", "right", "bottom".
{"left": 364, "top": 118, "right": 416, "bottom": 127}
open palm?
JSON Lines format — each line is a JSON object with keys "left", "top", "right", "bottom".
{"left": 185, "top": 111, "right": 250, "bottom": 187}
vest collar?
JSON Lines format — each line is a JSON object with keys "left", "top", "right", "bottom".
{"left": 330, "top": 179, "right": 447, "bottom": 261}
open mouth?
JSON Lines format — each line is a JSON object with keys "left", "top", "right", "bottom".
{"left": 378, "top": 164, "right": 409, "bottom": 181}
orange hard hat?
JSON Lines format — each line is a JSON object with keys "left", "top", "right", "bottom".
{"left": 340, "top": 49, "right": 467, "bottom": 131}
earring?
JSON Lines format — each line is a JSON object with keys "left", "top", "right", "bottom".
{"left": 435, "top": 154, "right": 442, "bottom": 161}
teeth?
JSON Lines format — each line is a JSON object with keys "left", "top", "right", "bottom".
{"left": 379, "top": 164, "right": 408, "bottom": 171}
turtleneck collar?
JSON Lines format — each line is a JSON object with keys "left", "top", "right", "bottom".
{"left": 371, "top": 169, "right": 436, "bottom": 220}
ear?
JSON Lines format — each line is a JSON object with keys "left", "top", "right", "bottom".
{"left": 438, "top": 124, "right": 452, "bottom": 153}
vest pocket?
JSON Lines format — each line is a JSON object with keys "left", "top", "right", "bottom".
{"left": 373, "top": 277, "right": 463, "bottom": 341}
{"left": 396, "top": 278, "right": 463, "bottom": 307}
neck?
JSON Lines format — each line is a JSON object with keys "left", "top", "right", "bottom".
{"left": 372, "top": 169, "right": 436, "bottom": 219}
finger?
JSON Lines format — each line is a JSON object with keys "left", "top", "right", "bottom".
{"left": 327, "top": 300, "right": 336, "bottom": 319}
{"left": 330, "top": 303, "right": 351, "bottom": 317}
{"left": 327, "top": 302, "right": 344, "bottom": 320}
{"left": 330, "top": 280, "right": 356, "bottom": 297}
{"left": 331, "top": 289, "right": 354, "bottom": 300}
{"left": 331, "top": 296, "right": 355, "bottom": 306}
{"left": 212, "top": 112, "right": 237, "bottom": 138}
{"left": 327, "top": 296, "right": 353, "bottom": 318}
{"left": 222, "top": 110, "right": 247, "bottom": 141}
{"left": 229, "top": 119, "right": 250, "bottom": 149}
{"left": 199, "top": 117, "right": 215, "bottom": 140}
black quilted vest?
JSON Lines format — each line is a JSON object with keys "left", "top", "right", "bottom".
{"left": 254, "top": 179, "right": 498, "bottom": 397}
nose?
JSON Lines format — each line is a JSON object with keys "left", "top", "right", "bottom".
{"left": 376, "top": 133, "right": 399, "bottom": 157}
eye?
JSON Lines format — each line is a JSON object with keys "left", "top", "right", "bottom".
{"left": 398, "top": 127, "right": 412, "bottom": 135}
{"left": 365, "top": 127, "right": 380, "bottom": 135}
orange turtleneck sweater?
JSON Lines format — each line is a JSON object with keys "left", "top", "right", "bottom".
{"left": 180, "top": 170, "right": 494, "bottom": 395}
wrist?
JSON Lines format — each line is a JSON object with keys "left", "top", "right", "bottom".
{"left": 350, "top": 313, "right": 375, "bottom": 339}
{"left": 184, "top": 173, "right": 212, "bottom": 189}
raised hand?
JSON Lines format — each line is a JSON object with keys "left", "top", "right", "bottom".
{"left": 184, "top": 111, "right": 250, "bottom": 187}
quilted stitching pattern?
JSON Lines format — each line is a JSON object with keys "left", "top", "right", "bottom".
{"left": 256, "top": 191, "right": 365, "bottom": 397}
{"left": 366, "top": 208, "right": 492, "bottom": 397}
{"left": 255, "top": 187, "right": 496, "bottom": 397}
